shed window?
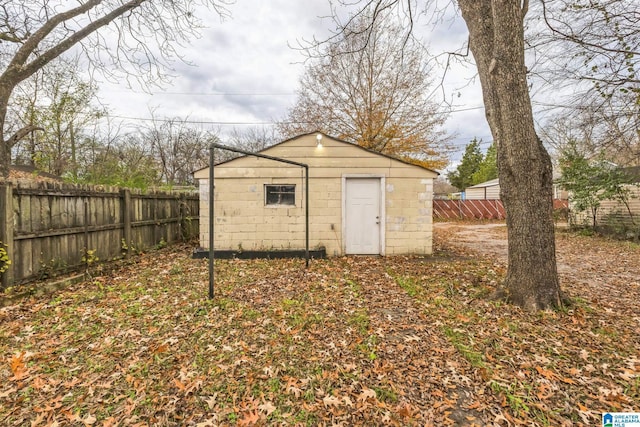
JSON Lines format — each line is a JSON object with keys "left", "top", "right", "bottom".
{"left": 265, "top": 185, "right": 296, "bottom": 206}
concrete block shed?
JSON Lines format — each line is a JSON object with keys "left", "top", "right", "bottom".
{"left": 193, "top": 132, "right": 438, "bottom": 256}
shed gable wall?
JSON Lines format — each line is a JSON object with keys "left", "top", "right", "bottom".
{"left": 197, "top": 134, "right": 436, "bottom": 256}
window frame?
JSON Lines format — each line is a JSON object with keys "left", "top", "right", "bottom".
{"left": 264, "top": 184, "right": 296, "bottom": 207}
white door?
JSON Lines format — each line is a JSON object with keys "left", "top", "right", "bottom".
{"left": 345, "top": 178, "right": 381, "bottom": 254}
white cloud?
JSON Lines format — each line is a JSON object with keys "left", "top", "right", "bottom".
{"left": 95, "top": 0, "right": 490, "bottom": 157}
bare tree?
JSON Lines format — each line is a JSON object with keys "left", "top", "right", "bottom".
{"left": 76, "top": 115, "right": 127, "bottom": 183}
{"left": 228, "top": 126, "right": 280, "bottom": 152}
{"left": 541, "top": 102, "right": 640, "bottom": 168}
{"left": 143, "top": 115, "right": 217, "bottom": 185}
{"left": 281, "top": 12, "right": 450, "bottom": 170}
{"left": 6, "top": 71, "right": 42, "bottom": 167}
{"left": 459, "top": 0, "right": 563, "bottom": 310}
{"left": 531, "top": 1, "right": 639, "bottom": 165}
{"left": 329, "top": 0, "right": 563, "bottom": 310}
{"left": 0, "top": 0, "right": 231, "bottom": 179}
{"left": 213, "top": 126, "right": 281, "bottom": 162}
{"left": 10, "top": 56, "right": 105, "bottom": 178}
{"left": 84, "top": 132, "right": 160, "bottom": 189}
{"left": 534, "top": 0, "right": 639, "bottom": 101}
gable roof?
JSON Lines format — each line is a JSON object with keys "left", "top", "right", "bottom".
{"left": 193, "top": 131, "right": 440, "bottom": 175}
{"left": 8, "top": 165, "right": 63, "bottom": 183}
{"left": 466, "top": 178, "right": 499, "bottom": 189}
{"left": 469, "top": 172, "right": 581, "bottom": 190}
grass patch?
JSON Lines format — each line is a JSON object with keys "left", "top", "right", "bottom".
{"left": 348, "top": 308, "right": 370, "bottom": 335}
{"left": 442, "top": 326, "right": 486, "bottom": 368}
{"left": 489, "top": 381, "right": 532, "bottom": 416}
{"left": 394, "top": 274, "right": 421, "bottom": 297}
{"left": 2, "top": 236, "right": 639, "bottom": 426}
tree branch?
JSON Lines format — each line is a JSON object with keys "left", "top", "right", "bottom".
{"left": 2, "top": 0, "right": 103, "bottom": 81}
{"left": 3, "top": 0, "right": 146, "bottom": 85}
{"left": 541, "top": 0, "right": 640, "bottom": 56}
{"left": 0, "top": 32, "right": 24, "bottom": 43}
{"left": 7, "top": 124, "right": 44, "bottom": 147}
{"left": 521, "top": 0, "right": 529, "bottom": 19}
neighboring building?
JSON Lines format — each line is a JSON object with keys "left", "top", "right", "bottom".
{"left": 464, "top": 177, "right": 568, "bottom": 200}
{"left": 582, "top": 185, "right": 640, "bottom": 228}
{"left": 7, "top": 165, "right": 63, "bottom": 183}
{"left": 193, "top": 132, "right": 439, "bottom": 256}
{"left": 464, "top": 178, "right": 500, "bottom": 200}
{"left": 571, "top": 166, "right": 640, "bottom": 228}
{"left": 433, "top": 178, "right": 459, "bottom": 200}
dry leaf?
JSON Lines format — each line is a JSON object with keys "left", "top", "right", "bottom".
{"left": 357, "top": 388, "right": 376, "bottom": 402}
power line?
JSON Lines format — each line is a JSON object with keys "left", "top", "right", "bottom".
{"left": 102, "top": 104, "right": 487, "bottom": 126}
{"left": 446, "top": 138, "right": 494, "bottom": 152}
{"left": 106, "top": 115, "right": 282, "bottom": 125}
{"left": 105, "top": 89, "right": 488, "bottom": 115}
{"left": 106, "top": 90, "right": 297, "bottom": 96}
{"left": 447, "top": 105, "right": 485, "bottom": 113}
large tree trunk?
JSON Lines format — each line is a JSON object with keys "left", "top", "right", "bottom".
{"left": 0, "top": 141, "right": 9, "bottom": 180}
{"left": 0, "top": 81, "right": 43, "bottom": 180}
{"left": 0, "top": 83, "right": 11, "bottom": 180}
{"left": 459, "top": 0, "right": 562, "bottom": 310}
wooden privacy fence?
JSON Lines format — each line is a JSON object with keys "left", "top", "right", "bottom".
{"left": 433, "top": 199, "right": 569, "bottom": 220}
{"left": 433, "top": 199, "right": 506, "bottom": 220}
{"left": 0, "top": 181, "right": 199, "bottom": 289}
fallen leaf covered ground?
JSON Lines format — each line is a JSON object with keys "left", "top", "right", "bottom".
{"left": 1, "top": 223, "right": 639, "bottom": 426}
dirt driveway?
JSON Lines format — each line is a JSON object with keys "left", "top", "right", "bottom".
{"left": 434, "top": 222, "right": 640, "bottom": 311}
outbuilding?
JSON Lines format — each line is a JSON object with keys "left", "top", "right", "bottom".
{"left": 571, "top": 166, "right": 640, "bottom": 228}
{"left": 464, "top": 177, "right": 569, "bottom": 201}
{"left": 464, "top": 178, "right": 500, "bottom": 200}
{"left": 193, "top": 132, "right": 438, "bottom": 257}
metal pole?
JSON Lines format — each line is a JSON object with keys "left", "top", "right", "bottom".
{"left": 208, "top": 146, "right": 215, "bottom": 299}
{"left": 210, "top": 143, "right": 308, "bottom": 169}
{"left": 305, "top": 165, "right": 309, "bottom": 268}
{"left": 206, "top": 142, "right": 311, "bottom": 278}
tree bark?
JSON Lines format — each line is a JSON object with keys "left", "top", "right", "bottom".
{"left": 459, "top": 0, "right": 562, "bottom": 310}
{"left": 0, "top": 83, "right": 11, "bottom": 180}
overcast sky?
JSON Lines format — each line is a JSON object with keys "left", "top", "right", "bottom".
{"left": 96, "top": 1, "right": 493, "bottom": 170}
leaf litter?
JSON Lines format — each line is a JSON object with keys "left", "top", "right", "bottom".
{"left": 0, "top": 223, "right": 638, "bottom": 426}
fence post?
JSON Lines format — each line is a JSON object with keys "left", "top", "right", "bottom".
{"left": 122, "top": 189, "right": 132, "bottom": 258}
{"left": 152, "top": 192, "right": 158, "bottom": 245}
{"left": 179, "top": 193, "right": 187, "bottom": 241}
{"left": 0, "top": 183, "right": 14, "bottom": 289}
{"left": 84, "top": 201, "right": 89, "bottom": 253}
